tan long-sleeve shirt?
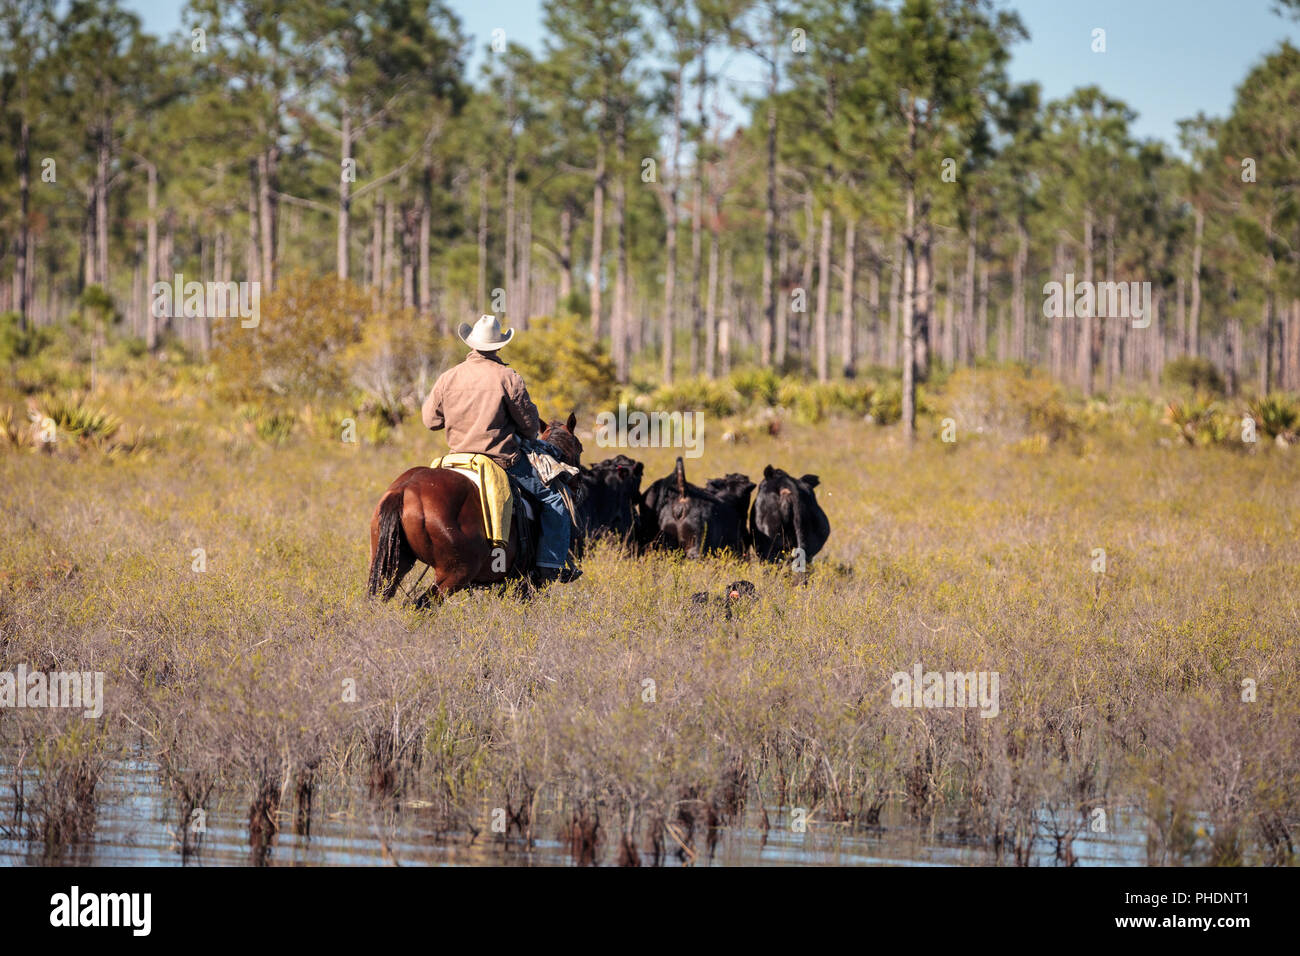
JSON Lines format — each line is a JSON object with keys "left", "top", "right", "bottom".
{"left": 421, "top": 350, "right": 541, "bottom": 466}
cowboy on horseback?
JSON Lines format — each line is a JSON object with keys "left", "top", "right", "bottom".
{"left": 420, "top": 314, "right": 581, "bottom": 585}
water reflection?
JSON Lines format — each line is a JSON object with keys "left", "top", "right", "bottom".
{"left": 0, "top": 759, "right": 1149, "bottom": 867}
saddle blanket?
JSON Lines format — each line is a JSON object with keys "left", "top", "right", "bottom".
{"left": 429, "top": 452, "right": 513, "bottom": 546}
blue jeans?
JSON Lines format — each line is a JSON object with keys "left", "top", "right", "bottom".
{"left": 506, "top": 454, "right": 572, "bottom": 569}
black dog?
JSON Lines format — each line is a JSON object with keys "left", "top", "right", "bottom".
{"left": 689, "top": 580, "right": 757, "bottom": 621}
{"left": 640, "top": 457, "right": 747, "bottom": 557}
{"left": 750, "top": 465, "right": 830, "bottom": 565}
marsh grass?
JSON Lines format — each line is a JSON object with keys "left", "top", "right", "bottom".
{"left": 1, "top": 367, "right": 1298, "bottom": 866}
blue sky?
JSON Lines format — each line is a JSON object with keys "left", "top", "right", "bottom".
{"left": 128, "top": 0, "right": 1299, "bottom": 148}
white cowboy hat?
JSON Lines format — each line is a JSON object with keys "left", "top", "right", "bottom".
{"left": 457, "top": 314, "right": 514, "bottom": 351}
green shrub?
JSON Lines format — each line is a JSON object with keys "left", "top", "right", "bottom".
{"left": 869, "top": 380, "right": 904, "bottom": 426}
{"left": 936, "top": 367, "right": 1078, "bottom": 445}
{"left": 729, "top": 368, "right": 782, "bottom": 407}
{"left": 647, "top": 378, "right": 741, "bottom": 417}
{"left": 237, "top": 404, "right": 297, "bottom": 445}
{"left": 37, "top": 393, "right": 122, "bottom": 443}
{"left": 508, "top": 314, "right": 618, "bottom": 421}
{"left": 0, "top": 311, "right": 58, "bottom": 362}
{"left": 1247, "top": 394, "right": 1300, "bottom": 444}
{"left": 1163, "top": 394, "right": 1234, "bottom": 446}
{"left": 1163, "top": 356, "right": 1225, "bottom": 396}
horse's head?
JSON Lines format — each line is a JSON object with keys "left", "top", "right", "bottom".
{"left": 540, "top": 411, "right": 583, "bottom": 467}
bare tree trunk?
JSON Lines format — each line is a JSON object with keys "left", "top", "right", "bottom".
{"left": 902, "top": 178, "right": 917, "bottom": 442}
{"left": 131, "top": 236, "right": 142, "bottom": 338}
{"left": 590, "top": 136, "right": 606, "bottom": 338}
{"left": 660, "top": 58, "right": 685, "bottom": 383}
{"left": 775, "top": 238, "right": 789, "bottom": 367}
{"left": 1227, "top": 315, "right": 1241, "bottom": 396}
{"left": 96, "top": 122, "right": 110, "bottom": 291}
{"left": 977, "top": 259, "right": 989, "bottom": 363}
{"left": 962, "top": 212, "right": 976, "bottom": 366}
{"left": 1012, "top": 220, "right": 1027, "bottom": 362}
{"left": 869, "top": 249, "right": 881, "bottom": 365}
{"left": 419, "top": 153, "right": 432, "bottom": 315}
{"left": 145, "top": 162, "right": 159, "bottom": 350}
{"left": 613, "top": 111, "right": 629, "bottom": 381}
{"left": 1050, "top": 240, "right": 1065, "bottom": 380}
{"left": 15, "top": 114, "right": 29, "bottom": 330}
{"left": 477, "top": 167, "right": 488, "bottom": 308}
{"left": 814, "top": 207, "right": 831, "bottom": 382}
{"left": 1149, "top": 288, "right": 1163, "bottom": 387}
{"left": 370, "top": 197, "right": 382, "bottom": 296}
{"left": 258, "top": 147, "right": 278, "bottom": 292}
{"left": 157, "top": 214, "right": 174, "bottom": 341}
{"left": 1105, "top": 215, "right": 1118, "bottom": 390}
{"left": 1078, "top": 209, "right": 1094, "bottom": 395}
{"left": 338, "top": 106, "right": 351, "bottom": 279}
{"left": 559, "top": 201, "right": 573, "bottom": 307}
{"left": 383, "top": 193, "right": 396, "bottom": 298}
{"left": 247, "top": 161, "right": 261, "bottom": 289}
{"left": 915, "top": 213, "right": 932, "bottom": 382}
{"left": 505, "top": 150, "right": 516, "bottom": 318}
{"left": 80, "top": 187, "right": 94, "bottom": 290}
{"left": 796, "top": 193, "right": 815, "bottom": 368}
{"left": 401, "top": 201, "right": 416, "bottom": 309}
{"left": 689, "top": 156, "right": 703, "bottom": 377}
{"left": 1189, "top": 205, "right": 1203, "bottom": 357}
{"left": 841, "top": 218, "right": 856, "bottom": 377}
{"left": 1264, "top": 216, "right": 1275, "bottom": 394}
{"left": 721, "top": 246, "right": 733, "bottom": 375}
{"left": 1292, "top": 300, "right": 1300, "bottom": 392}
{"left": 705, "top": 213, "right": 719, "bottom": 378}
{"left": 518, "top": 202, "right": 531, "bottom": 329}
{"left": 943, "top": 262, "right": 955, "bottom": 368}
{"left": 761, "top": 40, "right": 777, "bottom": 367}
{"left": 888, "top": 234, "right": 901, "bottom": 366}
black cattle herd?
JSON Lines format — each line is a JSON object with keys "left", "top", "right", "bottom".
{"left": 568, "top": 454, "right": 831, "bottom": 568}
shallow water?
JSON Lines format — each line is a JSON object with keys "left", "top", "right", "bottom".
{"left": 0, "top": 758, "right": 1150, "bottom": 866}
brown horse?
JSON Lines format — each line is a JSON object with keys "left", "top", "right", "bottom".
{"left": 366, "top": 413, "right": 583, "bottom": 603}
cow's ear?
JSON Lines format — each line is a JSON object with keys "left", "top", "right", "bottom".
{"left": 801, "top": 474, "right": 820, "bottom": 488}
{"left": 763, "top": 464, "right": 775, "bottom": 479}
{"left": 633, "top": 461, "right": 644, "bottom": 477}
{"left": 566, "top": 411, "right": 578, "bottom": 433}
{"left": 642, "top": 485, "right": 657, "bottom": 509}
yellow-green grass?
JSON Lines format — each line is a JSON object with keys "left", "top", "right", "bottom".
{"left": 1, "top": 374, "right": 1297, "bottom": 865}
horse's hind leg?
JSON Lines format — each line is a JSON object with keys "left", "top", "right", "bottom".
{"left": 411, "top": 575, "right": 441, "bottom": 609}
{"left": 430, "top": 565, "right": 473, "bottom": 601}
{"left": 385, "top": 551, "right": 417, "bottom": 602}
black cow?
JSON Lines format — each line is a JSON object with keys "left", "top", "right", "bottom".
{"left": 573, "top": 454, "right": 644, "bottom": 550}
{"left": 704, "top": 473, "right": 757, "bottom": 551}
{"left": 640, "top": 457, "right": 746, "bottom": 557}
{"left": 749, "top": 465, "right": 830, "bottom": 565}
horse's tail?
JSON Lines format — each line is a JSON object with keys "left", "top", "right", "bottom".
{"left": 790, "top": 485, "right": 807, "bottom": 569}
{"left": 368, "top": 491, "right": 408, "bottom": 599}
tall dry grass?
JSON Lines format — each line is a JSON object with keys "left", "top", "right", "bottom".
{"left": 1, "top": 368, "right": 1297, "bottom": 865}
